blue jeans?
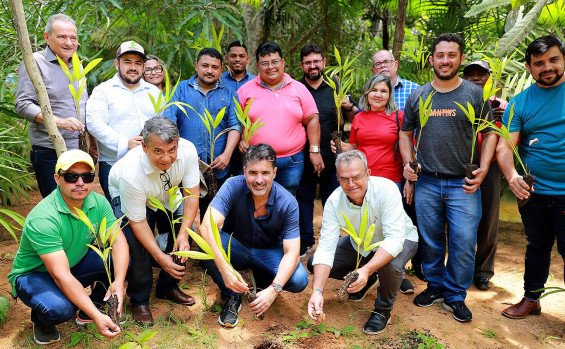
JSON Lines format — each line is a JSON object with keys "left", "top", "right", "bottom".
{"left": 98, "top": 161, "right": 113, "bottom": 203}
{"left": 296, "top": 154, "right": 339, "bottom": 246}
{"left": 200, "top": 231, "right": 309, "bottom": 300}
{"left": 415, "top": 174, "right": 481, "bottom": 303}
{"left": 30, "top": 145, "right": 58, "bottom": 198}
{"left": 274, "top": 151, "right": 304, "bottom": 196}
{"left": 519, "top": 193, "right": 565, "bottom": 300}
{"left": 15, "top": 249, "right": 109, "bottom": 325}
{"left": 112, "top": 197, "right": 181, "bottom": 306}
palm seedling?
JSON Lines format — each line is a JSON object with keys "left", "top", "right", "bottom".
{"left": 324, "top": 46, "right": 358, "bottom": 155}
{"left": 233, "top": 97, "right": 265, "bottom": 147}
{"left": 148, "top": 66, "right": 191, "bottom": 117}
{"left": 409, "top": 92, "right": 435, "bottom": 182}
{"left": 454, "top": 75, "right": 499, "bottom": 181}
{"left": 337, "top": 206, "right": 382, "bottom": 298}
{"left": 56, "top": 52, "right": 102, "bottom": 153}
{"left": 72, "top": 209, "right": 124, "bottom": 328}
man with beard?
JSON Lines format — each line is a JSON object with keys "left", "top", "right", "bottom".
{"left": 165, "top": 48, "right": 241, "bottom": 219}
{"left": 86, "top": 41, "right": 161, "bottom": 202}
{"left": 497, "top": 35, "right": 565, "bottom": 319}
{"left": 221, "top": 41, "right": 256, "bottom": 91}
{"left": 199, "top": 143, "right": 308, "bottom": 328}
{"left": 399, "top": 33, "right": 497, "bottom": 323}
{"left": 296, "top": 44, "right": 355, "bottom": 257}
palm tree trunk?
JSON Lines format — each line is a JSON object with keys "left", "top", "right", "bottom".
{"left": 393, "top": 0, "right": 409, "bottom": 62}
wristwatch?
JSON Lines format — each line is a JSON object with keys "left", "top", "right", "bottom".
{"left": 271, "top": 282, "right": 282, "bottom": 292}
{"left": 309, "top": 146, "right": 320, "bottom": 153}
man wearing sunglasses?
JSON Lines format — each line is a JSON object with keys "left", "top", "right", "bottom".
{"left": 306, "top": 150, "right": 418, "bottom": 335}
{"left": 108, "top": 117, "right": 200, "bottom": 326}
{"left": 86, "top": 40, "right": 161, "bottom": 202}
{"left": 8, "top": 150, "right": 129, "bottom": 345}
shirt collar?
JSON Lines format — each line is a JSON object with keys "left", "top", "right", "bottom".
{"left": 227, "top": 70, "right": 250, "bottom": 81}
{"left": 189, "top": 75, "right": 222, "bottom": 93}
{"left": 110, "top": 73, "right": 151, "bottom": 92}
{"left": 46, "top": 46, "right": 73, "bottom": 68}
{"left": 258, "top": 73, "right": 291, "bottom": 91}
{"left": 245, "top": 181, "right": 276, "bottom": 208}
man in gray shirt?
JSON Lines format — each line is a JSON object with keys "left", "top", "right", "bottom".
{"left": 15, "top": 14, "right": 93, "bottom": 197}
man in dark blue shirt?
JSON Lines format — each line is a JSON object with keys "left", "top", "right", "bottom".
{"left": 199, "top": 143, "right": 308, "bottom": 328}
{"left": 221, "top": 41, "right": 256, "bottom": 92}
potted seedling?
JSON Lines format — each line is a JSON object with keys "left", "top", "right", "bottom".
{"left": 148, "top": 186, "right": 201, "bottom": 266}
{"left": 325, "top": 46, "right": 358, "bottom": 155}
{"left": 56, "top": 52, "right": 102, "bottom": 153}
{"left": 233, "top": 97, "right": 265, "bottom": 148}
{"left": 188, "top": 106, "right": 230, "bottom": 198}
{"left": 337, "top": 206, "right": 383, "bottom": 299}
{"left": 409, "top": 92, "right": 435, "bottom": 182}
{"left": 72, "top": 209, "right": 123, "bottom": 328}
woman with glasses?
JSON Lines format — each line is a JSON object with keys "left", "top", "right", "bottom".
{"left": 143, "top": 55, "right": 166, "bottom": 92}
{"left": 332, "top": 74, "right": 415, "bottom": 293}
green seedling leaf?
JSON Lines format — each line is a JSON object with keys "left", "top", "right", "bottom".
{"left": 72, "top": 207, "right": 95, "bottom": 233}
{"left": 358, "top": 205, "right": 369, "bottom": 242}
{"left": 186, "top": 228, "right": 215, "bottom": 257}
{"left": 68, "top": 83, "right": 78, "bottom": 101}
{"left": 66, "top": 332, "right": 85, "bottom": 347}
{"left": 147, "top": 196, "right": 167, "bottom": 213}
{"left": 119, "top": 343, "right": 138, "bottom": 349}
{"left": 79, "top": 58, "right": 102, "bottom": 80}
{"left": 86, "top": 244, "right": 105, "bottom": 261}
{"left": 341, "top": 227, "right": 362, "bottom": 246}
{"left": 212, "top": 107, "right": 226, "bottom": 129}
{"left": 334, "top": 46, "right": 342, "bottom": 66}
{"left": 0, "top": 295, "right": 9, "bottom": 325}
{"left": 210, "top": 211, "right": 229, "bottom": 262}
{"left": 72, "top": 53, "right": 81, "bottom": 81}
{"left": 56, "top": 55, "right": 73, "bottom": 81}
{"left": 75, "top": 79, "right": 87, "bottom": 102}
{"left": 98, "top": 217, "right": 107, "bottom": 244}
{"left": 173, "top": 250, "right": 215, "bottom": 260}
{"left": 363, "top": 224, "right": 376, "bottom": 251}
{"left": 227, "top": 233, "right": 233, "bottom": 264}
{"left": 138, "top": 329, "right": 157, "bottom": 342}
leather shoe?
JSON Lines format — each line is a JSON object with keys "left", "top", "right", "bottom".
{"left": 474, "top": 277, "right": 491, "bottom": 290}
{"left": 131, "top": 305, "right": 154, "bottom": 326}
{"left": 502, "top": 297, "right": 541, "bottom": 319}
{"left": 155, "top": 288, "right": 196, "bottom": 306}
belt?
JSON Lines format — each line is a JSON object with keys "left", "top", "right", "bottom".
{"left": 420, "top": 171, "right": 465, "bottom": 179}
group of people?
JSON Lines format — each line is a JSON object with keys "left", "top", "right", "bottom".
{"left": 8, "top": 12, "right": 565, "bottom": 346}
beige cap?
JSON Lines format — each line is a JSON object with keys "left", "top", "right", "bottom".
{"left": 116, "top": 40, "right": 147, "bottom": 60}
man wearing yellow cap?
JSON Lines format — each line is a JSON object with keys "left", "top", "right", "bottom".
{"left": 8, "top": 150, "right": 129, "bottom": 345}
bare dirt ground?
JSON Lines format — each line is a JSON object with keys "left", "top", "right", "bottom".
{"left": 0, "top": 185, "right": 564, "bottom": 348}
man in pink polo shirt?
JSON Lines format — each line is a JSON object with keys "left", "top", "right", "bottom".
{"left": 237, "top": 42, "right": 324, "bottom": 195}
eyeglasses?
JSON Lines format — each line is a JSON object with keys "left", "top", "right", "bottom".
{"left": 258, "top": 59, "right": 282, "bottom": 69}
{"left": 144, "top": 65, "right": 163, "bottom": 75}
{"left": 372, "top": 60, "right": 394, "bottom": 69}
{"left": 160, "top": 171, "right": 172, "bottom": 191}
{"left": 302, "top": 59, "right": 323, "bottom": 66}
{"left": 337, "top": 171, "right": 367, "bottom": 185}
{"left": 60, "top": 172, "right": 95, "bottom": 183}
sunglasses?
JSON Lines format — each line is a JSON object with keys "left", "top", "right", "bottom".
{"left": 60, "top": 172, "right": 96, "bottom": 183}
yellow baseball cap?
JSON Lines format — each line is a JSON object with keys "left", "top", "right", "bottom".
{"left": 55, "top": 149, "right": 95, "bottom": 173}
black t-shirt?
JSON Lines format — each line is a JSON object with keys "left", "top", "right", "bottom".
{"left": 401, "top": 80, "right": 493, "bottom": 176}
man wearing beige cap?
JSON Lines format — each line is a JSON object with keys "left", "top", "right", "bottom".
{"left": 87, "top": 40, "right": 161, "bottom": 202}
{"left": 8, "top": 150, "right": 129, "bottom": 345}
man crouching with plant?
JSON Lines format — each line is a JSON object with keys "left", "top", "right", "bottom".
{"left": 199, "top": 143, "right": 309, "bottom": 327}
{"left": 307, "top": 150, "right": 418, "bottom": 335}
{"left": 8, "top": 150, "right": 129, "bottom": 345}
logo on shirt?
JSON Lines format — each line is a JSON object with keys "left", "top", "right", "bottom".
{"left": 430, "top": 108, "right": 457, "bottom": 117}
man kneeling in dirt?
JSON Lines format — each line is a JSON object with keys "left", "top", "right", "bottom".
{"left": 307, "top": 150, "right": 418, "bottom": 335}
{"left": 8, "top": 150, "right": 129, "bottom": 345}
{"left": 199, "top": 143, "right": 309, "bottom": 327}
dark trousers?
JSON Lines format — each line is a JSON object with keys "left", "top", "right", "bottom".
{"left": 30, "top": 145, "right": 58, "bottom": 198}
{"left": 307, "top": 236, "right": 417, "bottom": 311}
{"left": 518, "top": 193, "right": 565, "bottom": 300}
{"left": 112, "top": 197, "right": 180, "bottom": 306}
{"left": 15, "top": 249, "right": 109, "bottom": 325}
{"left": 199, "top": 175, "right": 228, "bottom": 223}
{"left": 475, "top": 162, "right": 501, "bottom": 279}
{"left": 296, "top": 155, "right": 339, "bottom": 247}
{"left": 98, "top": 161, "right": 113, "bottom": 203}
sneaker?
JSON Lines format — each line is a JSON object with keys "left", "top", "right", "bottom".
{"left": 413, "top": 286, "right": 443, "bottom": 307}
{"left": 218, "top": 294, "right": 242, "bottom": 327}
{"left": 348, "top": 273, "right": 379, "bottom": 302}
{"left": 33, "top": 323, "right": 60, "bottom": 345}
{"left": 299, "top": 245, "right": 314, "bottom": 258}
{"left": 76, "top": 309, "right": 127, "bottom": 326}
{"left": 362, "top": 309, "right": 391, "bottom": 335}
{"left": 399, "top": 278, "right": 414, "bottom": 294}
{"left": 443, "top": 301, "right": 472, "bottom": 322}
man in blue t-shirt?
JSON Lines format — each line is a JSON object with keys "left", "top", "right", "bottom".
{"left": 497, "top": 35, "right": 565, "bottom": 320}
{"left": 199, "top": 143, "right": 308, "bottom": 328}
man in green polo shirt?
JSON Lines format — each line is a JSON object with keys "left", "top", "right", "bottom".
{"left": 8, "top": 150, "right": 129, "bottom": 345}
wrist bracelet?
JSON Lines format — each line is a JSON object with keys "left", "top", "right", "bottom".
{"left": 313, "top": 288, "right": 323, "bottom": 294}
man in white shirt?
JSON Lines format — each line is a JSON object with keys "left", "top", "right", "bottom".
{"left": 307, "top": 150, "right": 418, "bottom": 335}
{"left": 108, "top": 117, "right": 200, "bottom": 326}
{"left": 86, "top": 40, "right": 161, "bottom": 201}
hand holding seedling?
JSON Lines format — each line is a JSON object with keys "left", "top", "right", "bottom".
{"left": 347, "top": 266, "right": 370, "bottom": 293}
{"left": 157, "top": 252, "right": 186, "bottom": 279}
{"left": 220, "top": 267, "right": 248, "bottom": 294}
{"left": 54, "top": 115, "right": 84, "bottom": 132}
{"left": 210, "top": 152, "right": 230, "bottom": 171}
{"left": 462, "top": 166, "right": 488, "bottom": 194}
{"left": 403, "top": 162, "right": 419, "bottom": 182}
{"left": 330, "top": 140, "right": 355, "bottom": 153}
{"left": 507, "top": 172, "right": 534, "bottom": 200}
{"left": 103, "top": 280, "right": 125, "bottom": 317}
{"left": 250, "top": 287, "right": 277, "bottom": 317}
{"left": 93, "top": 313, "right": 121, "bottom": 338}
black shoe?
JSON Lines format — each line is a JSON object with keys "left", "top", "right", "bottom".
{"left": 299, "top": 244, "right": 314, "bottom": 258}
{"left": 413, "top": 286, "right": 443, "bottom": 307}
{"left": 362, "top": 309, "right": 391, "bottom": 335}
{"left": 443, "top": 301, "right": 472, "bottom": 322}
{"left": 399, "top": 278, "right": 414, "bottom": 294}
{"left": 473, "top": 277, "right": 491, "bottom": 290}
{"left": 218, "top": 294, "right": 242, "bottom": 327}
{"left": 33, "top": 323, "right": 60, "bottom": 345}
{"left": 76, "top": 309, "right": 127, "bottom": 326}
{"left": 348, "top": 273, "right": 379, "bottom": 301}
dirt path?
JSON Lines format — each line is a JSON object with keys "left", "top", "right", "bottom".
{"left": 0, "top": 188, "right": 563, "bottom": 348}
